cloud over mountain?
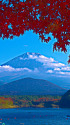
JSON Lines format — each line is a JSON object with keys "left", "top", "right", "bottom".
{"left": 0, "top": 52, "right": 70, "bottom": 76}
{"left": 0, "top": 52, "right": 70, "bottom": 89}
{"left": 0, "top": 65, "right": 32, "bottom": 72}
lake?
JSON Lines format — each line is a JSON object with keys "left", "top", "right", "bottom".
{"left": 0, "top": 108, "right": 70, "bottom": 125}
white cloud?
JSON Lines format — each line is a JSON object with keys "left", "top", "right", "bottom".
{"left": 20, "top": 57, "right": 28, "bottom": 60}
{"left": 47, "top": 70, "right": 53, "bottom": 73}
{"left": 22, "top": 68, "right": 32, "bottom": 72}
{"left": 27, "top": 53, "right": 70, "bottom": 76}
{"left": 61, "top": 67, "right": 70, "bottom": 71}
{"left": 20, "top": 57, "right": 23, "bottom": 60}
{"left": 58, "top": 71, "right": 65, "bottom": 75}
{"left": 39, "top": 55, "right": 47, "bottom": 59}
{"left": 54, "top": 68, "right": 61, "bottom": 71}
{"left": 58, "top": 71, "right": 70, "bottom": 75}
{"left": 28, "top": 54, "right": 38, "bottom": 59}
{"left": 38, "top": 55, "right": 55, "bottom": 63}
{"left": 0, "top": 65, "right": 15, "bottom": 72}
{"left": 44, "top": 62, "right": 65, "bottom": 68}
{"left": 28, "top": 53, "right": 65, "bottom": 69}
{"left": 28, "top": 54, "right": 55, "bottom": 64}
{"left": 0, "top": 65, "right": 32, "bottom": 72}
{"left": 49, "top": 57, "right": 55, "bottom": 62}
{"left": 15, "top": 67, "right": 32, "bottom": 72}
{"left": 51, "top": 63, "right": 65, "bottom": 67}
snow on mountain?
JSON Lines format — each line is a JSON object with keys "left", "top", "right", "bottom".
{"left": 0, "top": 52, "right": 70, "bottom": 89}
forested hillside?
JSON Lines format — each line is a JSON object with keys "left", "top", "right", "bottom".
{"left": 0, "top": 95, "right": 61, "bottom": 109}
{"left": 59, "top": 90, "right": 70, "bottom": 108}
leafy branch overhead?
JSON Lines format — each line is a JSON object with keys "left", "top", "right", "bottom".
{"left": 0, "top": 0, "right": 70, "bottom": 63}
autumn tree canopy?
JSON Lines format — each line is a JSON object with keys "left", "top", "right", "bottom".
{"left": 0, "top": 0, "right": 70, "bottom": 63}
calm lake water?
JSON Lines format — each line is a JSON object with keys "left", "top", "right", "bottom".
{"left": 0, "top": 108, "right": 70, "bottom": 125}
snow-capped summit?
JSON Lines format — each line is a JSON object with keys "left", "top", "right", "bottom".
{"left": 0, "top": 52, "right": 70, "bottom": 89}
{"left": 2, "top": 52, "right": 42, "bottom": 69}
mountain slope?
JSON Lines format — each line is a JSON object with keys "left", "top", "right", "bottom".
{"left": 0, "top": 77, "right": 66, "bottom": 95}
{"left": 59, "top": 90, "right": 70, "bottom": 108}
{"left": 0, "top": 52, "right": 70, "bottom": 89}
{"left": 1, "top": 52, "right": 42, "bottom": 69}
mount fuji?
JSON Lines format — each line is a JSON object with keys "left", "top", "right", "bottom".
{"left": 0, "top": 52, "right": 70, "bottom": 89}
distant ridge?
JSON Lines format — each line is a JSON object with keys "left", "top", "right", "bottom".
{"left": 0, "top": 77, "right": 66, "bottom": 95}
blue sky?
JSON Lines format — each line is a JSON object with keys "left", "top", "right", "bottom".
{"left": 0, "top": 30, "right": 70, "bottom": 89}
{"left": 0, "top": 30, "right": 70, "bottom": 66}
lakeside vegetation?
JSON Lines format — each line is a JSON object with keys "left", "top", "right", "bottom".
{"left": 0, "top": 95, "right": 61, "bottom": 109}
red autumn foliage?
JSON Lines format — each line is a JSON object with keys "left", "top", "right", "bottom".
{"left": 0, "top": 97, "right": 13, "bottom": 104}
{"left": 0, "top": 0, "right": 70, "bottom": 63}
{"left": 35, "top": 97, "right": 61, "bottom": 102}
